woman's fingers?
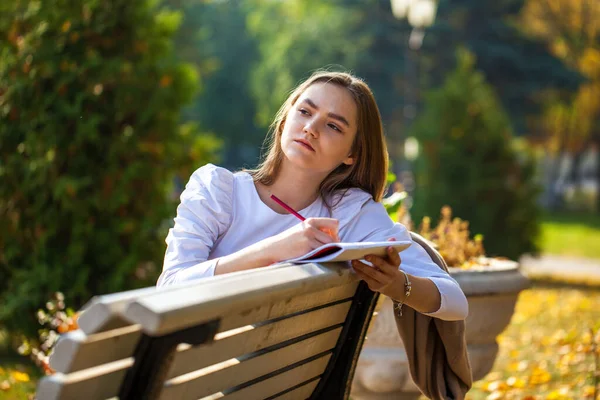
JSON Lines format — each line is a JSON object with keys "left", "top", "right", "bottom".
{"left": 310, "top": 227, "right": 335, "bottom": 244}
{"left": 306, "top": 218, "right": 339, "bottom": 241}
{"left": 352, "top": 260, "right": 387, "bottom": 283}
{"left": 352, "top": 267, "right": 379, "bottom": 290}
{"left": 386, "top": 246, "right": 402, "bottom": 268}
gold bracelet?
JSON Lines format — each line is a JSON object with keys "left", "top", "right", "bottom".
{"left": 393, "top": 270, "right": 412, "bottom": 317}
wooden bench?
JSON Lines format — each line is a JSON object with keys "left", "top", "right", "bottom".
{"left": 36, "top": 232, "right": 442, "bottom": 400}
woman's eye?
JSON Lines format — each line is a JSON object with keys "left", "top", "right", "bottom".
{"left": 299, "top": 109, "right": 309, "bottom": 115}
{"left": 328, "top": 123, "right": 341, "bottom": 132}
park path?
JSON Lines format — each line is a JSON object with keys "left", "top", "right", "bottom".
{"left": 519, "top": 254, "right": 600, "bottom": 286}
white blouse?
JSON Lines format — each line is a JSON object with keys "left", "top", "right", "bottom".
{"left": 158, "top": 164, "right": 468, "bottom": 321}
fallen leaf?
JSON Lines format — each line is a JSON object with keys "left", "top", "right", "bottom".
{"left": 582, "top": 386, "right": 596, "bottom": 398}
{"left": 529, "top": 366, "right": 552, "bottom": 385}
{"left": 486, "top": 392, "right": 504, "bottom": 400}
{"left": 506, "top": 376, "right": 526, "bottom": 388}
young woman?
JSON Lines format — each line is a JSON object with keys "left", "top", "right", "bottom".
{"left": 158, "top": 71, "right": 468, "bottom": 321}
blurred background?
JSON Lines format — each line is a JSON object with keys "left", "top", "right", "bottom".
{"left": 1, "top": 0, "right": 599, "bottom": 398}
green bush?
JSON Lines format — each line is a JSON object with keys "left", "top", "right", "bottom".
{"left": 0, "top": 0, "right": 220, "bottom": 335}
{"left": 410, "top": 49, "right": 540, "bottom": 261}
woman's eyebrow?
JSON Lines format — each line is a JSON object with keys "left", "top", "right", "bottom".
{"left": 301, "top": 98, "right": 350, "bottom": 128}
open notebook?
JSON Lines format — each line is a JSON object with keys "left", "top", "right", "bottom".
{"left": 282, "top": 240, "right": 412, "bottom": 264}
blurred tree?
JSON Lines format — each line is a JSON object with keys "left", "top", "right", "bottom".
{"left": 164, "top": 0, "right": 263, "bottom": 169}
{"left": 426, "top": 0, "right": 584, "bottom": 135}
{"left": 520, "top": 0, "right": 600, "bottom": 210}
{"left": 411, "top": 49, "right": 541, "bottom": 260}
{"left": 0, "top": 0, "right": 220, "bottom": 334}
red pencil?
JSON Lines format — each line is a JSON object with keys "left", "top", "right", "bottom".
{"left": 270, "top": 194, "right": 306, "bottom": 221}
{"left": 271, "top": 194, "right": 339, "bottom": 241}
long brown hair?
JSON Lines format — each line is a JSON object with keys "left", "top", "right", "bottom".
{"left": 248, "top": 71, "right": 389, "bottom": 203}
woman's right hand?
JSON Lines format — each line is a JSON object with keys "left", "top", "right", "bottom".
{"left": 262, "top": 217, "right": 340, "bottom": 263}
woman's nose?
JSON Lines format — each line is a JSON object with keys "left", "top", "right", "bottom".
{"left": 303, "top": 120, "right": 319, "bottom": 138}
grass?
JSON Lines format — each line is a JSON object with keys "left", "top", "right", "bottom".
{"left": 465, "top": 284, "right": 600, "bottom": 399}
{"left": 540, "top": 211, "right": 600, "bottom": 260}
{"left": 0, "top": 331, "right": 40, "bottom": 400}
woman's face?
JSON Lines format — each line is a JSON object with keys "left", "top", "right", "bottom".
{"left": 280, "top": 82, "right": 358, "bottom": 174}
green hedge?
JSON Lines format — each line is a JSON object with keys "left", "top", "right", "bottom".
{"left": 410, "top": 49, "right": 540, "bottom": 260}
{"left": 0, "top": 0, "right": 220, "bottom": 335}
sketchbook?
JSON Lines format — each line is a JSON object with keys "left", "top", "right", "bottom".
{"left": 282, "top": 240, "right": 412, "bottom": 264}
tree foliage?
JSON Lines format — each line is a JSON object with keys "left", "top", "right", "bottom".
{"left": 426, "top": 0, "right": 584, "bottom": 135}
{"left": 165, "top": 0, "right": 264, "bottom": 168}
{"left": 520, "top": 0, "right": 600, "bottom": 152}
{"left": 411, "top": 49, "right": 541, "bottom": 260}
{"left": 0, "top": 0, "right": 219, "bottom": 334}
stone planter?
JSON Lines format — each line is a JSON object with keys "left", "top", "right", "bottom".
{"left": 351, "top": 259, "right": 530, "bottom": 400}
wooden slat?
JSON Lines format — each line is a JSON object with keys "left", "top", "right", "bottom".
{"left": 271, "top": 378, "right": 320, "bottom": 400}
{"left": 49, "top": 326, "right": 141, "bottom": 374}
{"left": 125, "top": 262, "right": 356, "bottom": 335}
{"left": 77, "top": 268, "right": 254, "bottom": 334}
{"left": 53, "top": 282, "right": 356, "bottom": 376}
{"left": 167, "top": 301, "right": 351, "bottom": 379}
{"left": 201, "top": 354, "right": 331, "bottom": 400}
{"left": 36, "top": 358, "right": 132, "bottom": 400}
{"left": 217, "top": 281, "right": 357, "bottom": 333}
{"left": 78, "top": 286, "right": 160, "bottom": 334}
{"left": 80, "top": 262, "right": 351, "bottom": 335}
{"left": 161, "top": 327, "right": 341, "bottom": 400}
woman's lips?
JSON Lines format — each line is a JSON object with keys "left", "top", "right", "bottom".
{"left": 294, "top": 139, "right": 315, "bottom": 152}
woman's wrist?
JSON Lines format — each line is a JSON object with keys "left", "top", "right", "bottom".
{"left": 391, "top": 271, "right": 409, "bottom": 302}
{"left": 252, "top": 237, "right": 282, "bottom": 265}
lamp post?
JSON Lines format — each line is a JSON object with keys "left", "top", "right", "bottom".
{"left": 390, "top": 0, "right": 437, "bottom": 188}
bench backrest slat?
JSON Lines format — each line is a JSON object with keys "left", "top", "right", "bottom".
{"left": 78, "top": 286, "right": 159, "bottom": 334}
{"left": 166, "top": 285, "right": 356, "bottom": 379}
{"left": 213, "top": 354, "right": 331, "bottom": 400}
{"left": 272, "top": 378, "right": 320, "bottom": 400}
{"left": 49, "top": 326, "right": 141, "bottom": 374}
{"left": 160, "top": 326, "right": 342, "bottom": 400}
{"left": 217, "top": 281, "right": 358, "bottom": 333}
{"left": 36, "top": 358, "right": 132, "bottom": 400}
{"left": 166, "top": 300, "right": 350, "bottom": 381}
{"left": 125, "top": 263, "right": 354, "bottom": 335}
{"left": 77, "top": 264, "right": 303, "bottom": 335}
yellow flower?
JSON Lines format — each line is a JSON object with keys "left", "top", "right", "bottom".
{"left": 11, "top": 371, "right": 30, "bottom": 382}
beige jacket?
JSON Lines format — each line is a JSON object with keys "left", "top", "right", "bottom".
{"left": 394, "top": 232, "right": 473, "bottom": 399}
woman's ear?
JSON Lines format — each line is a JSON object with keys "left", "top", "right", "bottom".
{"left": 342, "top": 154, "right": 355, "bottom": 166}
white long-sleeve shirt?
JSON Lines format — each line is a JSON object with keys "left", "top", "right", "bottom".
{"left": 158, "top": 164, "right": 468, "bottom": 321}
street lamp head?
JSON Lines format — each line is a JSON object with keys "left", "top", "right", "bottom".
{"left": 390, "top": 0, "right": 414, "bottom": 20}
{"left": 408, "top": 0, "right": 437, "bottom": 28}
{"left": 391, "top": 0, "right": 437, "bottom": 28}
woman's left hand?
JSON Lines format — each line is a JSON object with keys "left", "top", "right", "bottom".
{"left": 351, "top": 240, "right": 407, "bottom": 301}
